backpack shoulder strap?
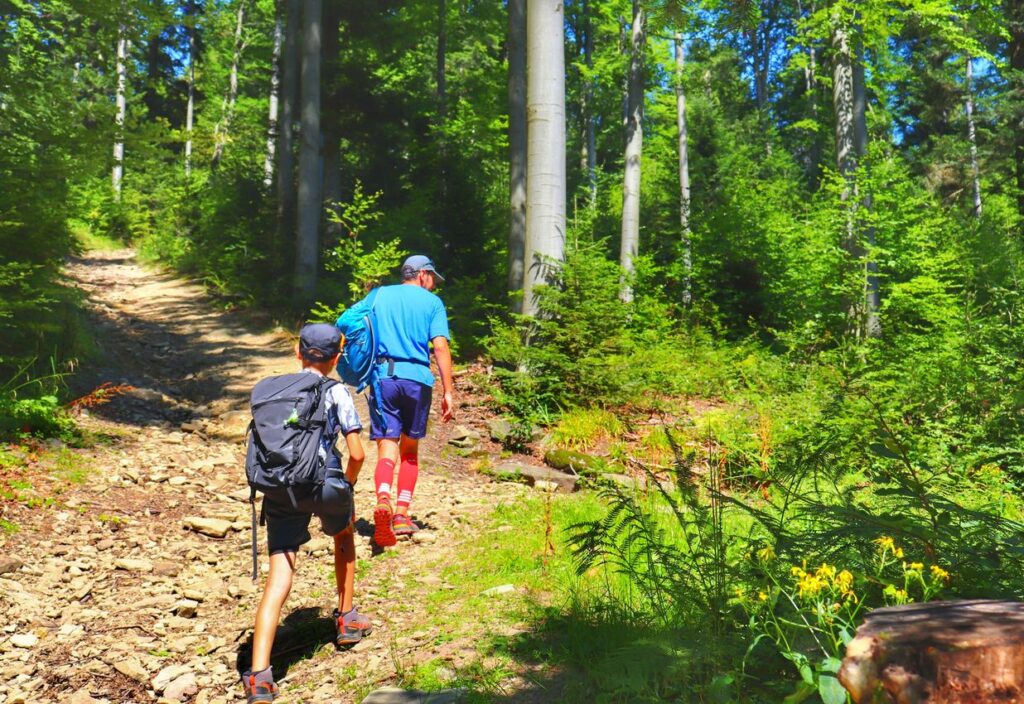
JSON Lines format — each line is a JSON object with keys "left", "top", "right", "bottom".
{"left": 365, "top": 286, "right": 381, "bottom": 310}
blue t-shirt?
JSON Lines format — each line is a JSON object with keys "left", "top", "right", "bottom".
{"left": 373, "top": 284, "right": 450, "bottom": 387}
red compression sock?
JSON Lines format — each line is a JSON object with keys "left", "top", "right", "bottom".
{"left": 374, "top": 458, "right": 396, "bottom": 504}
{"left": 396, "top": 454, "right": 419, "bottom": 510}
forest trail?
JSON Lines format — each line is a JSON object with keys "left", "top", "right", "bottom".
{"left": 1, "top": 251, "right": 538, "bottom": 704}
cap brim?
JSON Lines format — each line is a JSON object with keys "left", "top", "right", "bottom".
{"left": 428, "top": 268, "right": 445, "bottom": 282}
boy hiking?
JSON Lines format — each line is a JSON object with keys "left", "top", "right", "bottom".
{"left": 240, "top": 324, "right": 368, "bottom": 703}
{"left": 366, "top": 255, "right": 455, "bottom": 547}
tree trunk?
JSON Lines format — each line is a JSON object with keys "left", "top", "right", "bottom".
{"left": 185, "top": 3, "right": 197, "bottom": 180}
{"left": 619, "top": 0, "right": 644, "bottom": 303}
{"left": 294, "top": 0, "right": 322, "bottom": 303}
{"left": 437, "top": 0, "right": 447, "bottom": 122}
{"left": 211, "top": 0, "right": 247, "bottom": 168}
{"left": 840, "top": 600, "right": 1024, "bottom": 703}
{"left": 321, "top": 0, "right": 342, "bottom": 241}
{"left": 523, "top": 0, "right": 566, "bottom": 318}
{"left": 966, "top": 57, "right": 982, "bottom": 219}
{"left": 1010, "top": 0, "right": 1024, "bottom": 220}
{"left": 675, "top": 32, "right": 692, "bottom": 308}
{"left": 113, "top": 24, "right": 127, "bottom": 199}
{"left": 798, "top": 0, "right": 821, "bottom": 186}
{"left": 277, "top": 0, "right": 300, "bottom": 253}
{"left": 508, "top": 0, "right": 527, "bottom": 310}
{"left": 263, "top": 1, "right": 283, "bottom": 190}
{"left": 853, "top": 40, "right": 879, "bottom": 338}
{"left": 580, "top": 0, "right": 596, "bottom": 204}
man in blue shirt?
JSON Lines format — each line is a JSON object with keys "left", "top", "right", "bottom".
{"left": 370, "top": 255, "right": 454, "bottom": 547}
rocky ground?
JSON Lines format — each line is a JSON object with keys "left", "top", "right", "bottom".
{"left": 0, "top": 250, "right": 550, "bottom": 704}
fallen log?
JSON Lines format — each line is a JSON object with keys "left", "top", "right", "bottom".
{"left": 839, "top": 599, "right": 1024, "bottom": 703}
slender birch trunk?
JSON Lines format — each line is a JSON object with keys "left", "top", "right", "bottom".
{"left": 277, "top": 0, "right": 300, "bottom": 247}
{"left": 294, "top": 0, "right": 322, "bottom": 302}
{"left": 212, "top": 0, "right": 247, "bottom": 168}
{"left": 185, "top": 8, "right": 196, "bottom": 179}
{"left": 508, "top": 0, "right": 527, "bottom": 309}
{"left": 263, "top": 2, "right": 283, "bottom": 190}
{"left": 113, "top": 25, "right": 127, "bottom": 199}
{"left": 965, "top": 57, "right": 983, "bottom": 219}
{"left": 832, "top": 22, "right": 856, "bottom": 248}
{"left": 619, "top": 0, "right": 644, "bottom": 303}
{"left": 675, "top": 32, "right": 692, "bottom": 307}
{"left": 523, "top": 0, "right": 566, "bottom": 318}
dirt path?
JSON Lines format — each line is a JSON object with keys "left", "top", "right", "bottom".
{"left": 0, "top": 250, "right": 536, "bottom": 704}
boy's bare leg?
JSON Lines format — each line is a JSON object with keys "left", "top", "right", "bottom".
{"left": 251, "top": 551, "right": 297, "bottom": 672}
{"left": 334, "top": 527, "right": 355, "bottom": 613}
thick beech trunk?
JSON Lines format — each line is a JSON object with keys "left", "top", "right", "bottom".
{"left": 619, "top": 0, "right": 644, "bottom": 303}
{"left": 675, "top": 32, "right": 692, "bottom": 307}
{"left": 212, "top": 0, "right": 247, "bottom": 168}
{"left": 840, "top": 600, "right": 1024, "bottom": 703}
{"left": 113, "top": 25, "right": 127, "bottom": 199}
{"left": 321, "top": 0, "right": 342, "bottom": 240}
{"left": 581, "top": 0, "right": 596, "bottom": 204}
{"left": 523, "top": 0, "right": 566, "bottom": 318}
{"left": 277, "top": 0, "right": 300, "bottom": 249}
{"left": 294, "top": 0, "right": 322, "bottom": 302}
{"left": 508, "top": 0, "right": 527, "bottom": 309}
{"left": 263, "top": 1, "right": 283, "bottom": 190}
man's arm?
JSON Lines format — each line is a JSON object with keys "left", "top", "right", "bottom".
{"left": 432, "top": 336, "right": 455, "bottom": 422}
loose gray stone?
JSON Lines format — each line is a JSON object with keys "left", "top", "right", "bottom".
{"left": 182, "top": 517, "right": 232, "bottom": 538}
{"left": 481, "top": 584, "right": 515, "bottom": 597}
{"left": 113, "top": 658, "right": 149, "bottom": 684}
{"left": 0, "top": 558, "right": 23, "bottom": 576}
{"left": 10, "top": 633, "right": 38, "bottom": 648}
{"left": 172, "top": 599, "right": 199, "bottom": 618}
{"left": 163, "top": 673, "right": 198, "bottom": 701}
{"left": 114, "top": 558, "right": 154, "bottom": 573}
{"left": 411, "top": 531, "right": 436, "bottom": 544}
{"left": 361, "top": 687, "right": 464, "bottom": 704}
{"left": 488, "top": 419, "right": 512, "bottom": 444}
{"left": 152, "top": 664, "right": 191, "bottom": 693}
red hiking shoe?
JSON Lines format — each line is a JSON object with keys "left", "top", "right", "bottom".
{"left": 373, "top": 501, "right": 397, "bottom": 547}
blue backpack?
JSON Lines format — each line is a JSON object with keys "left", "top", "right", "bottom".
{"left": 335, "top": 288, "right": 381, "bottom": 392}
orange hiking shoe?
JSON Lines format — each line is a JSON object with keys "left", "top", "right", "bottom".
{"left": 373, "top": 501, "right": 397, "bottom": 547}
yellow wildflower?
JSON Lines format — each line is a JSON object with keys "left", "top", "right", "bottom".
{"left": 758, "top": 591, "right": 768, "bottom": 602}
{"left": 756, "top": 545, "right": 776, "bottom": 563}
{"left": 895, "top": 547, "right": 904, "bottom": 559}
{"left": 875, "top": 536, "right": 895, "bottom": 552}
{"left": 791, "top": 565, "right": 806, "bottom": 578}
{"left": 816, "top": 564, "right": 837, "bottom": 580}
{"left": 930, "top": 565, "right": 950, "bottom": 581}
{"left": 834, "top": 570, "right": 854, "bottom": 596}
{"left": 797, "top": 573, "right": 826, "bottom": 598}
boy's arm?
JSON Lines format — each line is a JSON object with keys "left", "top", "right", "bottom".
{"left": 343, "top": 431, "right": 365, "bottom": 485}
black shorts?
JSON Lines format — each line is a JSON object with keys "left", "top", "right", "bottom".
{"left": 262, "top": 468, "right": 354, "bottom": 554}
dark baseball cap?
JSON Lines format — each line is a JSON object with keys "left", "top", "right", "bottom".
{"left": 299, "top": 323, "right": 341, "bottom": 361}
{"left": 401, "top": 254, "right": 445, "bottom": 282}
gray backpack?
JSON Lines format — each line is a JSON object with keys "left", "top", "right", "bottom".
{"left": 245, "top": 372, "right": 338, "bottom": 577}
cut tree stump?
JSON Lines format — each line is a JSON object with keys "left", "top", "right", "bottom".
{"left": 839, "top": 599, "right": 1024, "bottom": 703}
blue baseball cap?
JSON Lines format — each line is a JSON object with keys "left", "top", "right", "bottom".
{"left": 299, "top": 323, "right": 341, "bottom": 361}
{"left": 401, "top": 254, "right": 445, "bottom": 282}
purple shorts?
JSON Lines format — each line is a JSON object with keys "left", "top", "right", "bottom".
{"left": 369, "top": 378, "right": 432, "bottom": 440}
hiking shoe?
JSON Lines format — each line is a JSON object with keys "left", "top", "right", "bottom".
{"left": 392, "top": 513, "right": 419, "bottom": 537}
{"left": 373, "top": 502, "right": 397, "bottom": 547}
{"left": 334, "top": 607, "right": 372, "bottom": 647}
{"left": 241, "top": 668, "right": 279, "bottom": 703}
